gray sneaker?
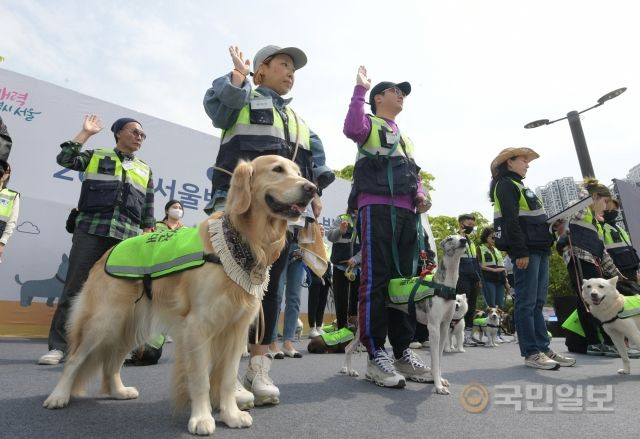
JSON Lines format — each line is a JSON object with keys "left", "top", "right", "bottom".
{"left": 545, "top": 350, "right": 576, "bottom": 367}
{"left": 524, "top": 352, "right": 560, "bottom": 370}
{"left": 365, "top": 349, "right": 406, "bottom": 388}
{"left": 395, "top": 348, "right": 434, "bottom": 383}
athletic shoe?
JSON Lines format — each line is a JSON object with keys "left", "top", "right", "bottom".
{"left": 234, "top": 378, "right": 254, "bottom": 410}
{"left": 308, "top": 327, "right": 321, "bottom": 338}
{"left": 421, "top": 340, "right": 430, "bottom": 348}
{"left": 244, "top": 355, "right": 280, "bottom": 406}
{"left": 38, "top": 349, "right": 64, "bottom": 365}
{"left": 545, "top": 350, "right": 576, "bottom": 367}
{"left": 497, "top": 335, "right": 512, "bottom": 343}
{"left": 586, "top": 344, "right": 606, "bottom": 356}
{"left": 471, "top": 336, "right": 485, "bottom": 346}
{"left": 408, "top": 341, "right": 423, "bottom": 349}
{"left": 524, "top": 352, "right": 560, "bottom": 370}
{"left": 463, "top": 335, "right": 478, "bottom": 347}
{"left": 395, "top": 348, "right": 434, "bottom": 383}
{"left": 365, "top": 349, "right": 406, "bottom": 388}
{"left": 602, "top": 344, "right": 620, "bottom": 358}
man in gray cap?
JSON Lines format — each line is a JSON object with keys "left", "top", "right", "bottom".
{"left": 38, "top": 115, "right": 155, "bottom": 366}
{"left": 202, "top": 45, "right": 334, "bottom": 409}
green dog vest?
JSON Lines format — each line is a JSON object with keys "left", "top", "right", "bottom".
{"left": 320, "top": 327, "right": 355, "bottom": 346}
{"left": 105, "top": 227, "right": 206, "bottom": 279}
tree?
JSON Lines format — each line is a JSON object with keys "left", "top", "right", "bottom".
{"left": 334, "top": 165, "right": 354, "bottom": 181}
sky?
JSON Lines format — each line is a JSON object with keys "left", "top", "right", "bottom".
{"left": 2, "top": 0, "right": 639, "bottom": 219}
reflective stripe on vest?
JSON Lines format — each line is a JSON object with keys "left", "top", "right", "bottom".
{"left": 603, "top": 223, "right": 632, "bottom": 249}
{"left": 356, "top": 115, "right": 414, "bottom": 161}
{"left": 493, "top": 180, "right": 546, "bottom": 220}
{"left": 619, "top": 295, "right": 640, "bottom": 319}
{"left": 0, "top": 187, "right": 17, "bottom": 224}
{"left": 479, "top": 244, "right": 504, "bottom": 267}
{"left": 84, "top": 149, "right": 150, "bottom": 195}
{"left": 220, "top": 91, "right": 311, "bottom": 151}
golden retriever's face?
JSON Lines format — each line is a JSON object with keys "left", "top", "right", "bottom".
{"left": 226, "top": 155, "right": 317, "bottom": 220}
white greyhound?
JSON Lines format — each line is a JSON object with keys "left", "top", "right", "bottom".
{"left": 341, "top": 235, "right": 467, "bottom": 395}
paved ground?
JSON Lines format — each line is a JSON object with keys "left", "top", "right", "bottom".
{"left": 2, "top": 337, "right": 640, "bottom": 438}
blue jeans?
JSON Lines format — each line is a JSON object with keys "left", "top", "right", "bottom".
{"left": 483, "top": 281, "right": 505, "bottom": 308}
{"left": 513, "top": 251, "right": 550, "bottom": 357}
{"left": 272, "top": 243, "right": 305, "bottom": 342}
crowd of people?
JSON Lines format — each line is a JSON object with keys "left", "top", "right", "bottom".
{"left": 1, "top": 43, "right": 639, "bottom": 408}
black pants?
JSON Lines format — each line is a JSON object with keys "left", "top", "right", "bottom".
{"left": 332, "top": 268, "right": 359, "bottom": 329}
{"left": 358, "top": 204, "right": 416, "bottom": 359}
{"left": 457, "top": 273, "right": 479, "bottom": 329}
{"left": 413, "top": 322, "right": 429, "bottom": 343}
{"left": 249, "top": 238, "right": 291, "bottom": 345}
{"left": 567, "top": 258, "right": 613, "bottom": 346}
{"left": 48, "top": 230, "right": 120, "bottom": 351}
{"left": 308, "top": 279, "right": 330, "bottom": 328}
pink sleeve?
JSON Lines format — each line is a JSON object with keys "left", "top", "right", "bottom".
{"left": 343, "top": 85, "right": 371, "bottom": 144}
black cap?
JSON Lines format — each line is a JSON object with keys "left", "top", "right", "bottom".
{"left": 368, "top": 81, "right": 411, "bottom": 114}
{"left": 110, "top": 117, "right": 141, "bottom": 142}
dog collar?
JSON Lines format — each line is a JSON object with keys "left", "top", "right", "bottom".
{"left": 601, "top": 306, "right": 625, "bottom": 325}
{"left": 208, "top": 215, "right": 270, "bottom": 299}
{"left": 449, "top": 317, "right": 463, "bottom": 328}
{"left": 486, "top": 323, "right": 499, "bottom": 328}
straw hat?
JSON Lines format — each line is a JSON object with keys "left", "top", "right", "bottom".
{"left": 490, "top": 147, "right": 540, "bottom": 177}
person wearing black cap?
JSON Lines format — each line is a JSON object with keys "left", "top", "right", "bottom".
{"left": 343, "top": 65, "right": 431, "bottom": 389}
{"left": 39, "top": 114, "right": 155, "bottom": 366}
{"left": 202, "top": 45, "right": 335, "bottom": 407}
{"left": 0, "top": 159, "right": 19, "bottom": 261}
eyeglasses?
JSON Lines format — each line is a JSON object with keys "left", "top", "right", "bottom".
{"left": 384, "top": 87, "right": 406, "bottom": 97}
{"left": 127, "top": 129, "right": 147, "bottom": 140}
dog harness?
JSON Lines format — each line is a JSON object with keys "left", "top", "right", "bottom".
{"left": 449, "top": 317, "right": 463, "bottom": 329}
{"left": 600, "top": 295, "right": 640, "bottom": 325}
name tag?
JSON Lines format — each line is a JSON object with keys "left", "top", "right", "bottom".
{"left": 122, "top": 160, "right": 134, "bottom": 171}
{"left": 385, "top": 132, "right": 398, "bottom": 145}
{"left": 251, "top": 97, "right": 273, "bottom": 110}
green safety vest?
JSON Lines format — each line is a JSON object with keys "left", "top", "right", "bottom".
{"left": 79, "top": 149, "right": 151, "bottom": 222}
{"left": 320, "top": 327, "right": 355, "bottom": 346}
{"left": 602, "top": 222, "right": 639, "bottom": 271}
{"left": 154, "top": 220, "right": 169, "bottom": 231}
{"left": 221, "top": 90, "right": 311, "bottom": 152}
{"left": 562, "top": 295, "right": 640, "bottom": 336}
{"left": 388, "top": 274, "right": 435, "bottom": 304}
{"left": 603, "top": 223, "right": 632, "bottom": 248}
{"left": 105, "top": 227, "right": 207, "bottom": 279}
{"left": 0, "top": 187, "right": 18, "bottom": 235}
{"left": 493, "top": 178, "right": 550, "bottom": 252}
{"left": 357, "top": 115, "right": 415, "bottom": 160}
{"left": 568, "top": 207, "right": 605, "bottom": 259}
{"left": 478, "top": 244, "right": 504, "bottom": 267}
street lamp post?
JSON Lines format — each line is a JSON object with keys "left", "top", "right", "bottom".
{"left": 524, "top": 87, "right": 627, "bottom": 179}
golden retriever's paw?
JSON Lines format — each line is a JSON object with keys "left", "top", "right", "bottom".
{"left": 434, "top": 385, "right": 451, "bottom": 395}
{"left": 111, "top": 386, "right": 139, "bottom": 400}
{"left": 43, "top": 392, "right": 70, "bottom": 409}
{"left": 441, "top": 377, "right": 450, "bottom": 387}
{"left": 188, "top": 414, "right": 216, "bottom": 435}
{"left": 221, "top": 409, "right": 252, "bottom": 428}
{"left": 618, "top": 368, "right": 630, "bottom": 375}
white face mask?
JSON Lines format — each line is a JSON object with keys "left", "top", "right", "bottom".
{"left": 168, "top": 207, "right": 183, "bottom": 220}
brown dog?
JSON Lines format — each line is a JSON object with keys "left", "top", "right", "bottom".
{"left": 43, "top": 155, "right": 316, "bottom": 435}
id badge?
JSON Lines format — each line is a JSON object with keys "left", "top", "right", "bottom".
{"left": 250, "top": 97, "right": 273, "bottom": 110}
{"left": 385, "top": 132, "right": 398, "bottom": 145}
{"left": 121, "top": 160, "right": 134, "bottom": 171}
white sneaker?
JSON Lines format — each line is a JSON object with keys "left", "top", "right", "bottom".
{"left": 38, "top": 349, "right": 64, "bottom": 365}
{"left": 524, "top": 352, "right": 560, "bottom": 370}
{"left": 244, "top": 355, "right": 280, "bottom": 406}
{"left": 234, "top": 378, "right": 254, "bottom": 410}
{"left": 365, "top": 349, "right": 406, "bottom": 388}
{"left": 408, "top": 341, "right": 422, "bottom": 349}
{"left": 308, "top": 327, "right": 320, "bottom": 338}
{"left": 395, "top": 348, "right": 434, "bottom": 383}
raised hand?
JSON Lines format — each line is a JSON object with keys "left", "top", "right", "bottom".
{"left": 82, "top": 114, "right": 103, "bottom": 135}
{"left": 229, "top": 46, "right": 251, "bottom": 76}
{"left": 356, "top": 65, "right": 371, "bottom": 90}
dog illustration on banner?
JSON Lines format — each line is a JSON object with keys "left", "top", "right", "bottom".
{"left": 17, "top": 253, "right": 68, "bottom": 307}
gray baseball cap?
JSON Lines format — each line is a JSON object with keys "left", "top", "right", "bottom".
{"left": 253, "top": 45, "right": 307, "bottom": 72}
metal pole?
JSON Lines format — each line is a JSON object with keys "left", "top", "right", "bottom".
{"left": 567, "top": 111, "right": 596, "bottom": 179}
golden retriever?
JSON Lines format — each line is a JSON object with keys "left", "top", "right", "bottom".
{"left": 43, "top": 155, "right": 317, "bottom": 436}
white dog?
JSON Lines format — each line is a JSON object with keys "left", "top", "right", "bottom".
{"left": 444, "top": 295, "right": 468, "bottom": 353}
{"left": 341, "top": 235, "right": 467, "bottom": 395}
{"left": 482, "top": 308, "right": 501, "bottom": 347}
{"left": 582, "top": 277, "right": 640, "bottom": 375}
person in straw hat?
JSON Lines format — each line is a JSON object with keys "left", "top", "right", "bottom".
{"left": 489, "top": 147, "right": 576, "bottom": 369}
